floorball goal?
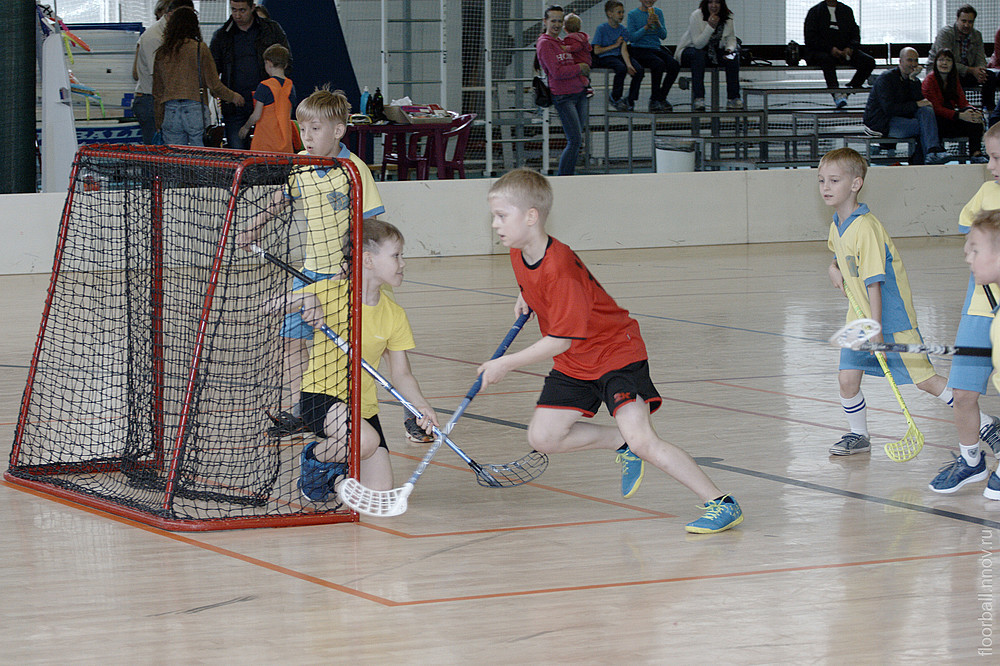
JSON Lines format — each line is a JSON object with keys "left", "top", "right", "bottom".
{"left": 6, "top": 144, "right": 363, "bottom": 530}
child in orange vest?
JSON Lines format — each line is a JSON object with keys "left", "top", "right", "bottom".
{"left": 239, "top": 44, "right": 297, "bottom": 152}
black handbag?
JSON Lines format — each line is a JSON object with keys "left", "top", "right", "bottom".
{"left": 196, "top": 40, "right": 225, "bottom": 147}
{"left": 532, "top": 75, "right": 553, "bottom": 107}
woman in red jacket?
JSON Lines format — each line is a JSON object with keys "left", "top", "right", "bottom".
{"left": 921, "top": 48, "right": 986, "bottom": 162}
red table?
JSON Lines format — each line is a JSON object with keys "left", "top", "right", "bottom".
{"left": 347, "top": 122, "right": 453, "bottom": 180}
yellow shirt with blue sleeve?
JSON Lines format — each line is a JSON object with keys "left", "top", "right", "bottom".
{"left": 287, "top": 144, "right": 385, "bottom": 275}
{"left": 827, "top": 204, "right": 919, "bottom": 332}
{"left": 959, "top": 181, "right": 1000, "bottom": 316}
{"left": 297, "top": 279, "right": 415, "bottom": 419}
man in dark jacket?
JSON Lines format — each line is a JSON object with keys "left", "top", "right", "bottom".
{"left": 863, "top": 47, "right": 949, "bottom": 165}
{"left": 804, "top": 0, "right": 876, "bottom": 108}
{"left": 210, "top": 0, "right": 290, "bottom": 149}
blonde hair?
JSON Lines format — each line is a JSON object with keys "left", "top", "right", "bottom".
{"left": 972, "top": 209, "right": 1000, "bottom": 248}
{"left": 488, "top": 168, "right": 553, "bottom": 220}
{"left": 296, "top": 85, "right": 351, "bottom": 125}
{"left": 263, "top": 44, "right": 290, "bottom": 70}
{"left": 986, "top": 122, "right": 1000, "bottom": 146}
{"left": 564, "top": 13, "right": 582, "bottom": 33}
{"left": 363, "top": 218, "right": 404, "bottom": 253}
{"left": 819, "top": 147, "right": 868, "bottom": 181}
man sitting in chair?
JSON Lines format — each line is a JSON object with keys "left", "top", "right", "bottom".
{"left": 803, "top": 0, "right": 876, "bottom": 109}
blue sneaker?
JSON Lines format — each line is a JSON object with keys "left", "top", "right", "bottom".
{"left": 986, "top": 471, "right": 1000, "bottom": 501}
{"left": 685, "top": 496, "right": 743, "bottom": 534}
{"left": 616, "top": 445, "right": 644, "bottom": 498}
{"left": 980, "top": 416, "right": 1000, "bottom": 456}
{"left": 298, "top": 442, "right": 347, "bottom": 502}
{"left": 928, "top": 452, "right": 988, "bottom": 493}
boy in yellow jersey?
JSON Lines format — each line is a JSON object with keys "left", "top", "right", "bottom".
{"left": 930, "top": 124, "right": 1000, "bottom": 495}
{"left": 236, "top": 87, "right": 385, "bottom": 436}
{"left": 965, "top": 208, "right": 1000, "bottom": 500}
{"left": 271, "top": 219, "right": 437, "bottom": 500}
{"left": 820, "top": 148, "right": 955, "bottom": 455}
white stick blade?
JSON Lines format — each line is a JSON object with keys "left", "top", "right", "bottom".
{"left": 830, "top": 318, "right": 881, "bottom": 350}
{"left": 338, "top": 478, "right": 412, "bottom": 517}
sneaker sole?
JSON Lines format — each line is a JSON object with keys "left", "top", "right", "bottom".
{"left": 985, "top": 485, "right": 1000, "bottom": 500}
{"left": 928, "top": 470, "right": 989, "bottom": 493}
{"left": 829, "top": 445, "right": 870, "bottom": 456}
{"left": 685, "top": 513, "right": 744, "bottom": 534}
{"left": 406, "top": 433, "right": 435, "bottom": 444}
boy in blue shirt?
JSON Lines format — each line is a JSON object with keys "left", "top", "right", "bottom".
{"left": 592, "top": 0, "right": 644, "bottom": 111}
{"left": 625, "top": 0, "right": 678, "bottom": 112}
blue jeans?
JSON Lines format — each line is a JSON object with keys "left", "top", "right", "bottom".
{"left": 224, "top": 108, "right": 254, "bottom": 150}
{"left": 131, "top": 93, "right": 157, "bottom": 144}
{"left": 161, "top": 99, "right": 207, "bottom": 146}
{"left": 592, "top": 54, "right": 644, "bottom": 103}
{"left": 552, "top": 90, "right": 589, "bottom": 175}
{"left": 680, "top": 46, "right": 741, "bottom": 101}
{"left": 887, "top": 106, "right": 941, "bottom": 165}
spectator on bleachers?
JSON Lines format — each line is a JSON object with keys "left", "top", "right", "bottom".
{"left": 928, "top": 5, "right": 997, "bottom": 115}
{"left": 803, "top": 0, "right": 876, "bottom": 109}
{"left": 592, "top": 0, "right": 643, "bottom": 112}
{"left": 922, "top": 48, "right": 986, "bottom": 162}
{"left": 626, "top": 0, "right": 679, "bottom": 113}
{"left": 676, "top": 0, "right": 743, "bottom": 111}
{"left": 863, "top": 47, "right": 949, "bottom": 166}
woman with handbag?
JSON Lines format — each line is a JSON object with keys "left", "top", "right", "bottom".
{"left": 536, "top": 5, "right": 590, "bottom": 175}
{"left": 153, "top": 7, "right": 244, "bottom": 146}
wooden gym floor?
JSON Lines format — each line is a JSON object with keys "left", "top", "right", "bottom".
{"left": 2, "top": 237, "right": 999, "bottom": 662}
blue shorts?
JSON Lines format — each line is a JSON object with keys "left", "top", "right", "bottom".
{"left": 281, "top": 267, "right": 339, "bottom": 339}
{"left": 948, "top": 313, "right": 994, "bottom": 393}
{"left": 838, "top": 328, "right": 936, "bottom": 385}
{"left": 537, "top": 360, "right": 663, "bottom": 417}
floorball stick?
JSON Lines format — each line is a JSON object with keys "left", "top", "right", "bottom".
{"left": 830, "top": 318, "right": 991, "bottom": 357}
{"left": 250, "top": 245, "right": 548, "bottom": 507}
{"left": 339, "top": 312, "right": 537, "bottom": 517}
{"left": 841, "top": 285, "right": 923, "bottom": 462}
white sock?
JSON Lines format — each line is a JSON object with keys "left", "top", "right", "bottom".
{"left": 961, "top": 442, "right": 982, "bottom": 466}
{"left": 841, "top": 391, "right": 868, "bottom": 437}
{"left": 936, "top": 387, "right": 954, "bottom": 406}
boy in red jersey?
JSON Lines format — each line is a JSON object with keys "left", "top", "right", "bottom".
{"left": 477, "top": 168, "right": 743, "bottom": 534}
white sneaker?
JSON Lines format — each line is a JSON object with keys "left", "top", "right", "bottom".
{"left": 726, "top": 98, "right": 744, "bottom": 110}
{"left": 692, "top": 97, "right": 706, "bottom": 111}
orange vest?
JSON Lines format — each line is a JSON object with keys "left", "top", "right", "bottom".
{"left": 250, "top": 77, "right": 295, "bottom": 153}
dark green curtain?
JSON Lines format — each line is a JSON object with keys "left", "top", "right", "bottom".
{"left": 0, "top": 0, "right": 37, "bottom": 193}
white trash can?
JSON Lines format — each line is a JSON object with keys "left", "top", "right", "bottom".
{"left": 654, "top": 138, "right": 697, "bottom": 173}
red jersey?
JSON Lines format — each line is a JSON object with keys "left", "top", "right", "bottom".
{"left": 511, "top": 237, "right": 647, "bottom": 380}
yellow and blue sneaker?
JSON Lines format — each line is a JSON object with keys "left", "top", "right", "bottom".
{"left": 685, "top": 495, "right": 743, "bottom": 534}
{"left": 616, "top": 445, "right": 644, "bottom": 499}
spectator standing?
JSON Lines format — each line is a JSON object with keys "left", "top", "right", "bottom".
{"left": 928, "top": 5, "right": 998, "bottom": 119}
{"left": 210, "top": 0, "right": 290, "bottom": 149}
{"left": 922, "top": 48, "right": 986, "bottom": 162}
{"left": 803, "top": 0, "right": 876, "bottom": 109}
{"left": 536, "top": 5, "right": 590, "bottom": 176}
{"left": 675, "top": 0, "right": 744, "bottom": 111}
{"left": 132, "top": 0, "right": 194, "bottom": 144}
{"left": 626, "top": 0, "right": 679, "bottom": 113}
{"left": 153, "top": 7, "right": 245, "bottom": 146}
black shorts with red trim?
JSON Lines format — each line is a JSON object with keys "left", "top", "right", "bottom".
{"left": 536, "top": 360, "right": 662, "bottom": 417}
